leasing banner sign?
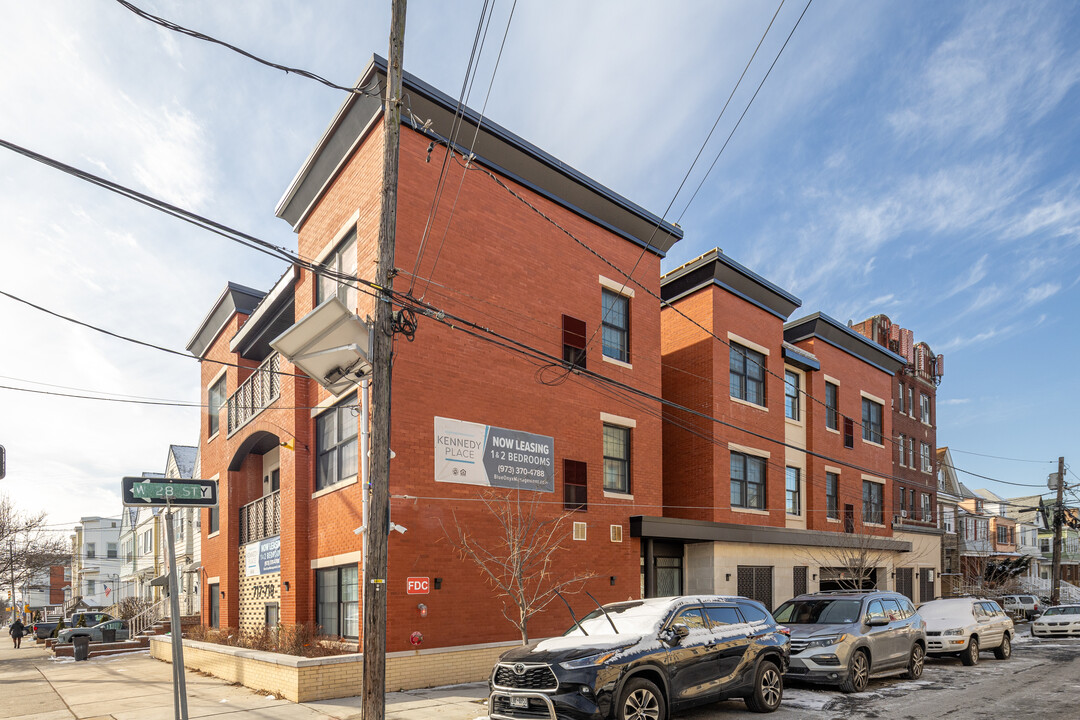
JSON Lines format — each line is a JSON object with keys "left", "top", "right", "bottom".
{"left": 434, "top": 416, "right": 554, "bottom": 492}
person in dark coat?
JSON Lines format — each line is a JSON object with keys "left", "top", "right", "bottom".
{"left": 9, "top": 618, "right": 25, "bottom": 648}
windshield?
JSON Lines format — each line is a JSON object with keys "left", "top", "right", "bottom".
{"left": 1042, "top": 606, "right": 1080, "bottom": 616}
{"left": 774, "top": 599, "right": 863, "bottom": 624}
{"left": 563, "top": 601, "right": 668, "bottom": 637}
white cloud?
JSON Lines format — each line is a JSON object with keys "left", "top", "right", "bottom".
{"left": 1023, "top": 282, "right": 1061, "bottom": 306}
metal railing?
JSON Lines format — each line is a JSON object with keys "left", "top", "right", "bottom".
{"left": 227, "top": 353, "right": 280, "bottom": 435}
{"left": 239, "top": 491, "right": 281, "bottom": 545}
{"left": 129, "top": 598, "right": 169, "bottom": 638}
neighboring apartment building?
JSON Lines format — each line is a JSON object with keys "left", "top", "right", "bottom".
{"left": 119, "top": 473, "right": 164, "bottom": 603}
{"left": 188, "top": 55, "right": 681, "bottom": 665}
{"left": 654, "top": 249, "right": 935, "bottom": 607}
{"left": 936, "top": 447, "right": 963, "bottom": 596}
{"left": 70, "top": 516, "right": 122, "bottom": 609}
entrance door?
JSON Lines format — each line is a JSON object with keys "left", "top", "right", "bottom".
{"left": 895, "top": 568, "right": 914, "bottom": 600}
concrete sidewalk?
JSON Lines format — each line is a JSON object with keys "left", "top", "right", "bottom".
{"left": 0, "top": 641, "right": 490, "bottom": 720}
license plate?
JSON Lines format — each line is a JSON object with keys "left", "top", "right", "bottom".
{"left": 509, "top": 696, "right": 529, "bottom": 709}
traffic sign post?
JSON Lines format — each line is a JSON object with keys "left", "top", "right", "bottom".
{"left": 122, "top": 477, "right": 217, "bottom": 507}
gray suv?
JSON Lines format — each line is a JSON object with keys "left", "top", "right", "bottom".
{"left": 773, "top": 590, "right": 926, "bottom": 693}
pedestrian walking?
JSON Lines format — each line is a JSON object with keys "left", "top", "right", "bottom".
{"left": 9, "top": 618, "right": 25, "bottom": 648}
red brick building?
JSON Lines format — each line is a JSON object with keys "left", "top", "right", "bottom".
{"left": 647, "top": 249, "right": 931, "bottom": 607}
{"left": 188, "top": 56, "right": 682, "bottom": 671}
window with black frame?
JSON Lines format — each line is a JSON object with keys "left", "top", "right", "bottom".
{"left": 601, "top": 289, "right": 629, "bottom": 362}
{"left": 603, "top": 424, "right": 630, "bottom": 493}
{"left": 316, "top": 397, "right": 359, "bottom": 491}
{"left": 826, "top": 472, "right": 839, "bottom": 519}
{"left": 730, "top": 343, "right": 766, "bottom": 406}
{"left": 863, "top": 481, "right": 883, "bottom": 524}
{"left": 316, "top": 565, "right": 359, "bottom": 639}
{"left": 825, "top": 381, "right": 839, "bottom": 430}
{"left": 731, "top": 452, "right": 766, "bottom": 510}
{"left": 784, "top": 371, "right": 800, "bottom": 420}
{"left": 208, "top": 376, "right": 226, "bottom": 437}
{"left": 861, "top": 397, "right": 883, "bottom": 444}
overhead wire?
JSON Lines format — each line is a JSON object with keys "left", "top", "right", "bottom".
{"left": 948, "top": 449, "right": 1055, "bottom": 464}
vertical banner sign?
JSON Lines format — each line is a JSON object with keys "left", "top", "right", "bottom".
{"left": 434, "top": 417, "right": 554, "bottom": 492}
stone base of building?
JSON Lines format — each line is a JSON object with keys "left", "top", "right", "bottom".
{"left": 148, "top": 635, "right": 516, "bottom": 701}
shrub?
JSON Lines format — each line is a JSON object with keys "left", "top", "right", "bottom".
{"left": 184, "top": 622, "right": 343, "bottom": 657}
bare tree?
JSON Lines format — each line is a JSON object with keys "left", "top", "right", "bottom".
{"left": 442, "top": 491, "right": 597, "bottom": 644}
{"left": 797, "top": 528, "right": 933, "bottom": 592}
{"left": 0, "top": 493, "right": 70, "bottom": 609}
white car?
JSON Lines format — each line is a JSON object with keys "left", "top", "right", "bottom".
{"left": 917, "top": 598, "right": 1013, "bottom": 666}
{"left": 1031, "top": 605, "right": 1080, "bottom": 637}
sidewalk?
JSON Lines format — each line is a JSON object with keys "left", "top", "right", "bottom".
{"left": 0, "top": 640, "right": 490, "bottom": 720}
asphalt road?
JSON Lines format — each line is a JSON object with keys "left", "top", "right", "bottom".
{"left": 678, "top": 630, "right": 1080, "bottom": 720}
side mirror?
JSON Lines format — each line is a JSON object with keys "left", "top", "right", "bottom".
{"left": 866, "top": 616, "right": 890, "bottom": 627}
{"left": 664, "top": 623, "right": 690, "bottom": 643}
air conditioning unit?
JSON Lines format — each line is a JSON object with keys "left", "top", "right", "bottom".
{"left": 901, "top": 510, "right": 908, "bottom": 518}
{"left": 610, "top": 525, "right": 623, "bottom": 543}
{"left": 893, "top": 514, "right": 902, "bottom": 525}
{"left": 573, "top": 522, "right": 587, "bottom": 541}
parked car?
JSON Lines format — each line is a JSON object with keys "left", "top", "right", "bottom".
{"left": 917, "top": 598, "right": 1013, "bottom": 665}
{"left": 1031, "top": 604, "right": 1080, "bottom": 637}
{"left": 32, "top": 611, "right": 115, "bottom": 640}
{"left": 55, "top": 618, "right": 130, "bottom": 645}
{"left": 772, "top": 590, "right": 926, "bottom": 693}
{"left": 488, "top": 595, "right": 790, "bottom": 719}
{"left": 999, "top": 594, "right": 1040, "bottom": 620}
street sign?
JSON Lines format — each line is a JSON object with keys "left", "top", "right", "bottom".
{"left": 121, "top": 477, "right": 218, "bottom": 507}
{"left": 406, "top": 577, "right": 430, "bottom": 594}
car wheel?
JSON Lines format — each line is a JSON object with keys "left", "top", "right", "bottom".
{"left": 993, "top": 633, "right": 1011, "bottom": 660}
{"left": 960, "top": 636, "right": 979, "bottom": 666}
{"left": 839, "top": 650, "right": 870, "bottom": 693}
{"left": 744, "top": 659, "right": 783, "bottom": 713}
{"left": 904, "top": 643, "right": 925, "bottom": 680}
{"left": 617, "top": 677, "right": 665, "bottom": 720}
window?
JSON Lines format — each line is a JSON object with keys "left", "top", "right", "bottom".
{"left": 786, "top": 467, "right": 801, "bottom": 515}
{"left": 921, "top": 494, "right": 931, "bottom": 521}
{"left": 316, "top": 397, "right": 359, "bottom": 491}
{"left": 1041, "top": 538, "right": 1051, "bottom": 553}
{"left": 703, "top": 606, "right": 742, "bottom": 628}
{"left": 563, "top": 459, "right": 587, "bottom": 511}
{"left": 141, "top": 530, "right": 152, "bottom": 554}
{"left": 603, "top": 424, "right": 631, "bottom": 493}
{"left": 942, "top": 507, "right": 954, "bottom": 533}
{"left": 601, "top": 289, "right": 629, "bottom": 362}
{"left": 997, "top": 526, "right": 1010, "bottom": 544}
{"left": 674, "top": 607, "right": 708, "bottom": 629}
{"left": 784, "top": 371, "right": 800, "bottom": 420}
{"left": 899, "top": 486, "right": 907, "bottom": 513}
{"left": 107, "top": 543, "right": 118, "bottom": 559}
{"left": 316, "top": 231, "right": 358, "bottom": 310}
{"left": 87, "top": 580, "right": 96, "bottom": 595}
{"left": 730, "top": 343, "right": 766, "bottom": 406}
{"left": 825, "top": 382, "right": 839, "bottom": 430}
{"left": 208, "top": 506, "right": 219, "bottom": 534}
{"left": 86, "top": 543, "right": 96, "bottom": 559}
{"left": 208, "top": 376, "right": 226, "bottom": 437}
{"left": 731, "top": 452, "right": 766, "bottom": 510}
{"left": 898, "top": 434, "right": 906, "bottom": 466}
{"left": 562, "top": 315, "right": 587, "bottom": 368}
{"left": 908, "top": 437, "right": 915, "bottom": 466}
{"left": 316, "top": 564, "right": 359, "bottom": 639}
{"left": 863, "top": 481, "right": 884, "bottom": 524}
{"left": 826, "top": 472, "right": 839, "bottom": 520}
{"left": 920, "top": 443, "right": 932, "bottom": 473}
{"left": 907, "top": 387, "right": 914, "bottom": 417}
{"left": 897, "top": 381, "right": 904, "bottom": 413}
{"left": 862, "top": 398, "right": 883, "bottom": 444}
{"left": 843, "top": 417, "right": 854, "bottom": 448}
{"left": 920, "top": 393, "right": 931, "bottom": 424}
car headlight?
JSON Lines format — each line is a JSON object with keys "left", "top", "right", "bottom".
{"left": 804, "top": 634, "right": 847, "bottom": 650}
{"left": 939, "top": 628, "right": 966, "bottom": 636}
{"left": 559, "top": 650, "right": 618, "bottom": 669}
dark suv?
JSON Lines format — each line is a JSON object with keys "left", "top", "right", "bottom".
{"left": 488, "top": 595, "right": 789, "bottom": 720}
{"left": 773, "top": 590, "right": 926, "bottom": 693}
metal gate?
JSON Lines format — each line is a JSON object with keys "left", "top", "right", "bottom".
{"left": 896, "top": 567, "right": 914, "bottom": 600}
{"left": 793, "top": 566, "right": 808, "bottom": 597}
{"left": 919, "top": 569, "right": 935, "bottom": 602}
{"left": 738, "top": 566, "right": 774, "bottom": 610}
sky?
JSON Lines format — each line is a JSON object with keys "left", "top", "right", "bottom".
{"left": 1, "top": 0, "right": 1077, "bottom": 533}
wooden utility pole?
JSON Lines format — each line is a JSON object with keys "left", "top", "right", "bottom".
{"left": 1051, "top": 455, "right": 1065, "bottom": 606}
{"left": 362, "top": 2, "right": 406, "bottom": 719}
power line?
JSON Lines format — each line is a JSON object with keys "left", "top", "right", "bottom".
{"left": 0, "top": 384, "right": 200, "bottom": 408}
{"left": 941, "top": 463, "right": 1052, "bottom": 489}
{"left": 949, "top": 448, "right": 1055, "bottom": 464}
{"left": 113, "top": 0, "right": 382, "bottom": 99}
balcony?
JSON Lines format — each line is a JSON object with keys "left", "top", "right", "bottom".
{"left": 228, "top": 353, "right": 280, "bottom": 436}
{"left": 239, "top": 491, "right": 280, "bottom": 545}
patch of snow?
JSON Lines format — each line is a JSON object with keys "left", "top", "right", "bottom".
{"left": 266, "top": 696, "right": 276, "bottom": 700}
{"left": 780, "top": 688, "right": 835, "bottom": 711}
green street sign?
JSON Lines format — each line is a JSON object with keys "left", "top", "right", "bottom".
{"left": 121, "top": 477, "right": 218, "bottom": 507}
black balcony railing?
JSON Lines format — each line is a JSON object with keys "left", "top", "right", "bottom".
{"left": 239, "top": 491, "right": 280, "bottom": 545}
{"left": 227, "top": 353, "right": 280, "bottom": 435}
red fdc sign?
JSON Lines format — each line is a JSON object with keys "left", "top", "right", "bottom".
{"left": 406, "top": 577, "right": 430, "bottom": 594}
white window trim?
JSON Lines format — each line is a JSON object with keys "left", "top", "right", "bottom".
{"left": 313, "top": 210, "right": 361, "bottom": 265}
{"left": 732, "top": 507, "right": 770, "bottom": 516}
{"left": 598, "top": 275, "right": 636, "bottom": 297}
{"left": 603, "top": 490, "right": 634, "bottom": 500}
{"left": 731, "top": 395, "right": 770, "bottom": 412}
{"left": 312, "top": 475, "right": 358, "bottom": 499}
{"left": 728, "top": 442, "right": 771, "bottom": 459}
{"left": 861, "top": 474, "right": 886, "bottom": 484}
{"left": 600, "top": 412, "right": 636, "bottom": 428}
{"left": 311, "top": 551, "right": 362, "bottom": 570}
{"left": 207, "top": 576, "right": 220, "bottom": 585}
{"left": 602, "top": 355, "right": 633, "bottom": 370}
{"left": 727, "top": 332, "right": 770, "bottom": 357}
{"left": 860, "top": 390, "right": 886, "bottom": 406}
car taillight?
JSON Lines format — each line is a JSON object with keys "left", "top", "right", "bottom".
{"left": 777, "top": 625, "right": 791, "bottom": 636}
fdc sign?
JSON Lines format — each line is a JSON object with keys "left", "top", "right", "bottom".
{"left": 406, "top": 577, "right": 430, "bottom": 594}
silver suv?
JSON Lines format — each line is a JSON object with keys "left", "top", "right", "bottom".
{"left": 773, "top": 590, "right": 927, "bottom": 693}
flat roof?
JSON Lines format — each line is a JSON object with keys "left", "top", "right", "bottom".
{"left": 660, "top": 248, "right": 802, "bottom": 319}
{"left": 784, "top": 312, "right": 906, "bottom": 376}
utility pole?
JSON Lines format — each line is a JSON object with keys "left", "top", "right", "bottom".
{"left": 1051, "top": 455, "right": 1065, "bottom": 606}
{"left": 362, "top": 2, "right": 406, "bottom": 719}
{"left": 9, "top": 538, "right": 16, "bottom": 623}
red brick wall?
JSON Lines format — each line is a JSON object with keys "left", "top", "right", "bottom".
{"left": 49, "top": 565, "right": 65, "bottom": 605}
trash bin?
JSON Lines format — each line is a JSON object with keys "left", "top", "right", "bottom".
{"left": 101, "top": 628, "right": 116, "bottom": 643}
{"left": 72, "top": 636, "right": 91, "bottom": 661}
